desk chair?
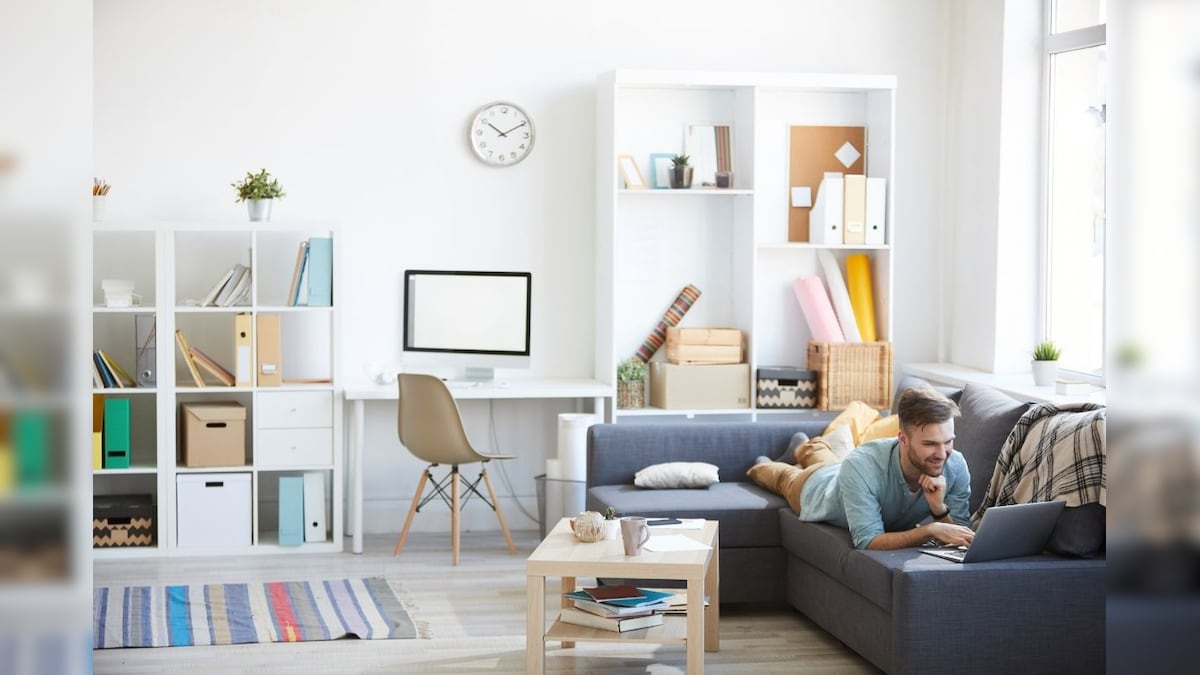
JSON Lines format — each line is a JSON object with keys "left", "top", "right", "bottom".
{"left": 393, "top": 373, "right": 517, "bottom": 564}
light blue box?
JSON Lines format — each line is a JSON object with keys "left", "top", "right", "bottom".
{"left": 278, "top": 476, "right": 305, "bottom": 546}
{"left": 305, "top": 237, "right": 332, "bottom": 307}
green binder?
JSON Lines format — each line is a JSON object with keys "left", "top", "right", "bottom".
{"left": 103, "top": 398, "right": 131, "bottom": 469}
{"left": 14, "top": 411, "right": 49, "bottom": 486}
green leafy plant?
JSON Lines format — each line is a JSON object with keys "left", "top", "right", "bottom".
{"left": 231, "top": 168, "right": 286, "bottom": 202}
{"left": 603, "top": 507, "right": 618, "bottom": 520}
{"left": 616, "top": 357, "right": 647, "bottom": 382}
{"left": 670, "top": 154, "right": 690, "bottom": 167}
{"left": 1032, "top": 340, "right": 1061, "bottom": 361}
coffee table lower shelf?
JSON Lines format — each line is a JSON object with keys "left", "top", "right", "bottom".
{"left": 545, "top": 613, "right": 688, "bottom": 644}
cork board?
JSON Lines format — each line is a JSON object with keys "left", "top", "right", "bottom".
{"left": 788, "top": 126, "right": 866, "bottom": 242}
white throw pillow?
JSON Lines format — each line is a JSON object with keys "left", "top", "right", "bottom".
{"left": 634, "top": 462, "right": 720, "bottom": 489}
{"left": 824, "top": 423, "right": 857, "bottom": 461}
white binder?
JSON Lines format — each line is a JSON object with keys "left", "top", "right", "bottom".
{"left": 809, "top": 172, "right": 844, "bottom": 244}
{"left": 303, "top": 471, "right": 327, "bottom": 542}
{"left": 865, "top": 177, "right": 887, "bottom": 245}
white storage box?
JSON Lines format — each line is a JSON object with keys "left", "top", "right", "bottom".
{"left": 176, "top": 473, "right": 251, "bottom": 549}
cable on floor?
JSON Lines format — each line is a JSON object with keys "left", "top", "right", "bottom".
{"left": 488, "top": 399, "right": 539, "bottom": 525}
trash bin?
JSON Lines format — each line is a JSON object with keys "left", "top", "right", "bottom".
{"left": 534, "top": 474, "right": 587, "bottom": 540}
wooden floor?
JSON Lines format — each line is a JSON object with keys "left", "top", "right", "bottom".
{"left": 93, "top": 530, "right": 878, "bottom": 674}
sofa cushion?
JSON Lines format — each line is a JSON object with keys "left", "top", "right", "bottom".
{"left": 823, "top": 400, "right": 881, "bottom": 446}
{"left": 955, "top": 383, "right": 1032, "bottom": 514}
{"left": 859, "top": 414, "right": 899, "bottom": 443}
{"left": 587, "top": 482, "right": 784, "bottom": 548}
{"left": 634, "top": 461, "right": 720, "bottom": 489}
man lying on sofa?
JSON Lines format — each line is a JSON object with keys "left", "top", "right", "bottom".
{"left": 749, "top": 385, "right": 976, "bottom": 550}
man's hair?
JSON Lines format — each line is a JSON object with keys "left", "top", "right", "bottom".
{"left": 897, "top": 385, "right": 960, "bottom": 433}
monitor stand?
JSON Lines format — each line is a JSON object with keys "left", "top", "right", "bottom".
{"left": 463, "top": 367, "right": 495, "bottom": 383}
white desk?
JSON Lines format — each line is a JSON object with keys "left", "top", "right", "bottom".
{"left": 342, "top": 378, "right": 611, "bottom": 554}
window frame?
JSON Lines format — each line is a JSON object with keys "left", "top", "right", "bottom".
{"left": 1040, "top": 2, "right": 1107, "bottom": 383}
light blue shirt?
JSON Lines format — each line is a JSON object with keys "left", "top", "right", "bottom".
{"left": 798, "top": 438, "right": 971, "bottom": 549}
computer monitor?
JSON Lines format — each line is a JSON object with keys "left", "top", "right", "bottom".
{"left": 402, "top": 270, "right": 532, "bottom": 382}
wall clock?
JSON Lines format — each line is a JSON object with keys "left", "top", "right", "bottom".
{"left": 469, "top": 101, "right": 535, "bottom": 166}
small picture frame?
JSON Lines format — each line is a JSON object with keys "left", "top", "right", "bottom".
{"left": 617, "top": 154, "right": 647, "bottom": 189}
{"left": 649, "top": 153, "right": 674, "bottom": 189}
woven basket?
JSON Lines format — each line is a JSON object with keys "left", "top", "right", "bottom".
{"left": 616, "top": 380, "right": 645, "bottom": 409}
{"left": 807, "top": 341, "right": 893, "bottom": 411}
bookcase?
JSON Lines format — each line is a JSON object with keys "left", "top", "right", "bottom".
{"left": 595, "top": 70, "right": 896, "bottom": 421}
{"left": 91, "top": 221, "right": 342, "bottom": 557}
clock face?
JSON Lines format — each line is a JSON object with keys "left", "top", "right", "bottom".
{"left": 470, "top": 102, "right": 535, "bottom": 166}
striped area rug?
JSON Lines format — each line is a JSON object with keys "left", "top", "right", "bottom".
{"left": 93, "top": 578, "right": 423, "bottom": 648}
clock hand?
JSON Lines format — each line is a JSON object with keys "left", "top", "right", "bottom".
{"left": 486, "top": 122, "right": 508, "bottom": 137}
{"left": 501, "top": 120, "right": 528, "bottom": 136}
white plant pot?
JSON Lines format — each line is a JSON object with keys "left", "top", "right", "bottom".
{"left": 247, "top": 199, "right": 272, "bottom": 222}
{"left": 603, "top": 521, "right": 620, "bottom": 540}
{"left": 1031, "top": 360, "right": 1058, "bottom": 387}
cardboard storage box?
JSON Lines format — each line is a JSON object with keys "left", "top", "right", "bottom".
{"left": 181, "top": 402, "right": 247, "bottom": 467}
{"left": 756, "top": 366, "right": 818, "bottom": 409}
{"left": 665, "top": 327, "right": 744, "bottom": 365}
{"left": 650, "top": 362, "right": 750, "bottom": 410}
{"left": 93, "top": 494, "right": 155, "bottom": 548}
{"left": 176, "top": 473, "right": 251, "bottom": 549}
{"left": 807, "top": 341, "right": 893, "bottom": 410}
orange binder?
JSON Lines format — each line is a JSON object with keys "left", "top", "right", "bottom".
{"left": 234, "top": 313, "right": 253, "bottom": 387}
{"left": 788, "top": 126, "right": 866, "bottom": 242}
{"left": 256, "top": 314, "right": 282, "bottom": 387}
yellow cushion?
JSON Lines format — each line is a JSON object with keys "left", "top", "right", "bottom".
{"left": 822, "top": 401, "right": 880, "bottom": 446}
{"left": 859, "top": 414, "right": 900, "bottom": 443}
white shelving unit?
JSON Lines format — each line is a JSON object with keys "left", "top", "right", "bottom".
{"left": 91, "top": 221, "right": 342, "bottom": 557}
{"left": 595, "top": 70, "right": 896, "bottom": 422}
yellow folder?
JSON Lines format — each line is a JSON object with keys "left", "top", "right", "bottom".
{"left": 92, "top": 432, "right": 103, "bottom": 470}
{"left": 845, "top": 254, "right": 877, "bottom": 342}
{"left": 842, "top": 174, "right": 867, "bottom": 245}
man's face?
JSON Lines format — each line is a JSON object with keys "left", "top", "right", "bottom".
{"left": 899, "top": 420, "right": 955, "bottom": 477}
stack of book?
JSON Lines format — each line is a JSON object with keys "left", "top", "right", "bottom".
{"left": 558, "top": 585, "right": 672, "bottom": 632}
{"left": 201, "top": 263, "right": 252, "bottom": 307}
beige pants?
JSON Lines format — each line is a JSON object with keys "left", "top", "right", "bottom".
{"left": 747, "top": 437, "right": 841, "bottom": 514}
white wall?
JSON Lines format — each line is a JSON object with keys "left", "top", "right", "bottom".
{"left": 94, "top": 0, "right": 954, "bottom": 533}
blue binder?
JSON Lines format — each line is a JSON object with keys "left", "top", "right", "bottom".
{"left": 305, "top": 237, "right": 333, "bottom": 307}
{"left": 278, "top": 476, "right": 305, "bottom": 546}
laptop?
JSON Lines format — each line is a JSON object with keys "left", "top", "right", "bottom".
{"left": 920, "top": 501, "right": 1066, "bottom": 563}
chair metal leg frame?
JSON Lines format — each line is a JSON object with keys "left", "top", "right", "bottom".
{"left": 393, "top": 461, "right": 517, "bottom": 563}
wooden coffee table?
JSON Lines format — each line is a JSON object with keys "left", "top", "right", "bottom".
{"left": 526, "top": 518, "right": 719, "bottom": 674}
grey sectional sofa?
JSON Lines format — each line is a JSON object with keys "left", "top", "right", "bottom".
{"left": 585, "top": 380, "right": 1105, "bottom": 674}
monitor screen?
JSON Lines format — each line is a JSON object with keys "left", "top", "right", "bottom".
{"left": 403, "top": 270, "right": 532, "bottom": 360}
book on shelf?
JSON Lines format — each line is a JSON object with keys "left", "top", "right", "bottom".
{"left": 574, "top": 586, "right": 674, "bottom": 607}
{"left": 201, "top": 266, "right": 238, "bottom": 307}
{"left": 305, "top": 237, "right": 333, "bottom": 306}
{"left": 557, "top": 607, "right": 663, "bottom": 633}
{"left": 174, "top": 330, "right": 205, "bottom": 387}
{"left": 100, "top": 350, "right": 137, "bottom": 388}
{"left": 571, "top": 598, "right": 667, "bottom": 618}
{"left": 220, "top": 266, "right": 252, "bottom": 307}
{"left": 190, "top": 347, "right": 235, "bottom": 387}
{"left": 287, "top": 240, "right": 309, "bottom": 307}
{"left": 213, "top": 264, "right": 247, "bottom": 307}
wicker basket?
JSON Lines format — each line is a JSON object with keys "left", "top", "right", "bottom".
{"left": 616, "top": 380, "right": 645, "bottom": 409}
{"left": 807, "top": 341, "right": 893, "bottom": 411}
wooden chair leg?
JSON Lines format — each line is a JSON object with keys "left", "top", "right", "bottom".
{"left": 451, "top": 466, "right": 461, "bottom": 565}
{"left": 394, "top": 468, "right": 429, "bottom": 556}
{"left": 482, "top": 466, "right": 516, "bottom": 554}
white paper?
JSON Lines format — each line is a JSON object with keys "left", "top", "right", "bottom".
{"left": 790, "top": 186, "right": 812, "bottom": 208}
{"left": 643, "top": 535, "right": 711, "bottom": 552}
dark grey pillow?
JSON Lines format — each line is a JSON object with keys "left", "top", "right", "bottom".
{"left": 955, "top": 383, "right": 1032, "bottom": 514}
{"left": 1046, "top": 503, "right": 1106, "bottom": 557}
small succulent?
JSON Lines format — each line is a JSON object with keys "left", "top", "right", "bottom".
{"left": 1032, "top": 340, "right": 1061, "bottom": 361}
{"left": 617, "top": 357, "right": 647, "bottom": 382}
{"left": 231, "top": 168, "right": 286, "bottom": 202}
{"left": 670, "top": 154, "right": 690, "bottom": 167}
{"left": 603, "top": 507, "right": 618, "bottom": 520}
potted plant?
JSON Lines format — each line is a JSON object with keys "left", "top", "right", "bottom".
{"left": 231, "top": 168, "right": 286, "bottom": 222}
{"left": 602, "top": 507, "right": 620, "bottom": 540}
{"left": 616, "top": 358, "right": 647, "bottom": 409}
{"left": 668, "top": 154, "right": 693, "bottom": 189}
{"left": 1031, "top": 340, "right": 1061, "bottom": 386}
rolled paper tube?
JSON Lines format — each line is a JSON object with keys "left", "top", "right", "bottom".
{"left": 817, "top": 249, "right": 862, "bottom": 342}
{"left": 634, "top": 284, "right": 701, "bottom": 363}
{"left": 792, "top": 276, "right": 845, "bottom": 343}
{"left": 845, "top": 254, "right": 877, "bottom": 342}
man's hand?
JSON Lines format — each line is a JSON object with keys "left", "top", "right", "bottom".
{"left": 918, "top": 473, "right": 947, "bottom": 513}
{"left": 927, "top": 521, "right": 975, "bottom": 546}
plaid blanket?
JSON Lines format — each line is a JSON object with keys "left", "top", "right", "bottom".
{"left": 972, "top": 402, "right": 1106, "bottom": 526}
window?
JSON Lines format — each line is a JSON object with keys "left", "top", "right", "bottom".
{"left": 1043, "top": 0, "right": 1106, "bottom": 380}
